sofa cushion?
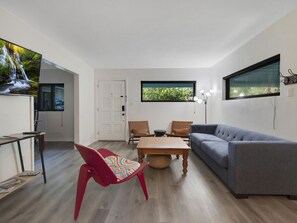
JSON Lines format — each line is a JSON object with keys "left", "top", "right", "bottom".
{"left": 215, "top": 124, "right": 286, "bottom": 142}
{"left": 105, "top": 155, "right": 140, "bottom": 181}
{"left": 201, "top": 141, "right": 228, "bottom": 168}
{"left": 191, "top": 133, "right": 224, "bottom": 147}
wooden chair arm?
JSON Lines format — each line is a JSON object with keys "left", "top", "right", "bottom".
{"left": 166, "top": 133, "right": 189, "bottom": 138}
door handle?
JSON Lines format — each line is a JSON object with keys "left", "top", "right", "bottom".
{"left": 122, "top": 106, "right": 125, "bottom": 112}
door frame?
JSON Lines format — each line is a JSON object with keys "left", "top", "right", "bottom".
{"left": 95, "top": 79, "right": 128, "bottom": 141}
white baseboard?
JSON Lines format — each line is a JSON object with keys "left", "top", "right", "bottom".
{"left": 44, "top": 138, "right": 74, "bottom": 142}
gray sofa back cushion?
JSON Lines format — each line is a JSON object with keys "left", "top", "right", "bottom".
{"left": 190, "top": 124, "right": 218, "bottom": 134}
{"left": 214, "top": 125, "right": 287, "bottom": 142}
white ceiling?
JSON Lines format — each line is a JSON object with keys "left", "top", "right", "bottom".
{"left": 1, "top": 0, "right": 297, "bottom": 69}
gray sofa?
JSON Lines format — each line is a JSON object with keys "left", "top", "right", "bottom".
{"left": 190, "top": 124, "right": 297, "bottom": 199}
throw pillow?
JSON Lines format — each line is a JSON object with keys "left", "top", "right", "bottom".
{"left": 132, "top": 129, "right": 148, "bottom": 136}
{"left": 173, "top": 128, "right": 189, "bottom": 136}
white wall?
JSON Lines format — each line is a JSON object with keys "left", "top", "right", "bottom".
{"left": 95, "top": 68, "right": 211, "bottom": 140}
{"left": 0, "top": 96, "right": 34, "bottom": 181}
{"left": 95, "top": 6, "right": 297, "bottom": 143}
{"left": 0, "top": 6, "right": 94, "bottom": 181}
{"left": 209, "top": 7, "right": 297, "bottom": 141}
{"left": 0, "top": 6, "right": 95, "bottom": 145}
{"left": 38, "top": 69, "right": 74, "bottom": 141}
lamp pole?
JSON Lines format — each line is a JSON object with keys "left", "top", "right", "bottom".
{"left": 195, "top": 89, "right": 213, "bottom": 124}
{"left": 204, "top": 99, "right": 207, "bottom": 124}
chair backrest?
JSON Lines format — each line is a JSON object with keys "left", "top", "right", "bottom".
{"left": 75, "top": 143, "right": 117, "bottom": 186}
{"left": 171, "top": 121, "right": 193, "bottom": 136}
{"left": 128, "top": 121, "right": 151, "bottom": 135}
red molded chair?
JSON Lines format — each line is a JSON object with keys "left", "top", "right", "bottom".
{"left": 74, "top": 143, "right": 149, "bottom": 220}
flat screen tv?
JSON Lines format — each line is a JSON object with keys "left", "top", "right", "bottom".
{"left": 0, "top": 38, "right": 42, "bottom": 96}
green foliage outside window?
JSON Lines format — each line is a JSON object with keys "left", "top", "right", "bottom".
{"left": 229, "top": 86, "right": 279, "bottom": 98}
{"left": 141, "top": 81, "right": 195, "bottom": 102}
{"left": 224, "top": 55, "right": 280, "bottom": 100}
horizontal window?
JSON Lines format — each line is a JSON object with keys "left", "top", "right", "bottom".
{"left": 224, "top": 55, "right": 280, "bottom": 100}
{"left": 141, "top": 81, "right": 196, "bottom": 102}
{"left": 38, "top": 84, "right": 64, "bottom": 111}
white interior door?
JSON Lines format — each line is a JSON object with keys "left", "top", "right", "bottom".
{"left": 97, "top": 81, "right": 126, "bottom": 140}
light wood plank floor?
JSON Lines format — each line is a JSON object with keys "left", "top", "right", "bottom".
{"left": 0, "top": 141, "right": 297, "bottom": 223}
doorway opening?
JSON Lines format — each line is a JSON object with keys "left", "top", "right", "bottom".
{"left": 37, "top": 59, "right": 78, "bottom": 143}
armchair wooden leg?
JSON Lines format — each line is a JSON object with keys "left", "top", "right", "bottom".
{"left": 74, "top": 165, "right": 93, "bottom": 220}
{"left": 137, "top": 172, "right": 148, "bottom": 200}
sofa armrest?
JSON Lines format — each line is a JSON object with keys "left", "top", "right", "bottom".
{"left": 228, "top": 141, "right": 297, "bottom": 196}
{"left": 190, "top": 124, "right": 217, "bottom": 134}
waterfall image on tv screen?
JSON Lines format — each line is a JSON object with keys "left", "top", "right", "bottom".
{"left": 0, "top": 38, "right": 42, "bottom": 96}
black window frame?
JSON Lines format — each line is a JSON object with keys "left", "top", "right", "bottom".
{"left": 223, "top": 55, "right": 280, "bottom": 100}
{"left": 38, "top": 83, "right": 64, "bottom": 111}
{"left": 141, "top": 81, "right": 196, "bottom": 102}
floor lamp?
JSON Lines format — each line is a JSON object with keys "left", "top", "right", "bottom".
{"left": 194, "top": 89, "right": 213, "bottom": 124}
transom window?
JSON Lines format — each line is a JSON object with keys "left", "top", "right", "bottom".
{"left": 224, "top": 55, "right": 280, "bottom": 100}
{"left": 141, "top": 81, "right": 196, "bottom": 102}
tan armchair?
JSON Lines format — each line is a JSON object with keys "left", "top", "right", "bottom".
{"left": 166, "top": 121, "right": 193, "bottom": 143}
{"left": 128, "top": 121, "right": 154, "bottom": 144}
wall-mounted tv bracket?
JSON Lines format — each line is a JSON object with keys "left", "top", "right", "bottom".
{"left": 280, "top": 69, "right": 297, "bottom": 85}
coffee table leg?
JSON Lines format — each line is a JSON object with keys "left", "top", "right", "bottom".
{"left": 182, "top": 151, "right": 189, "bottom": 175}
{"left": 138, "top": 149, "right": 144, "bottom": 163}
